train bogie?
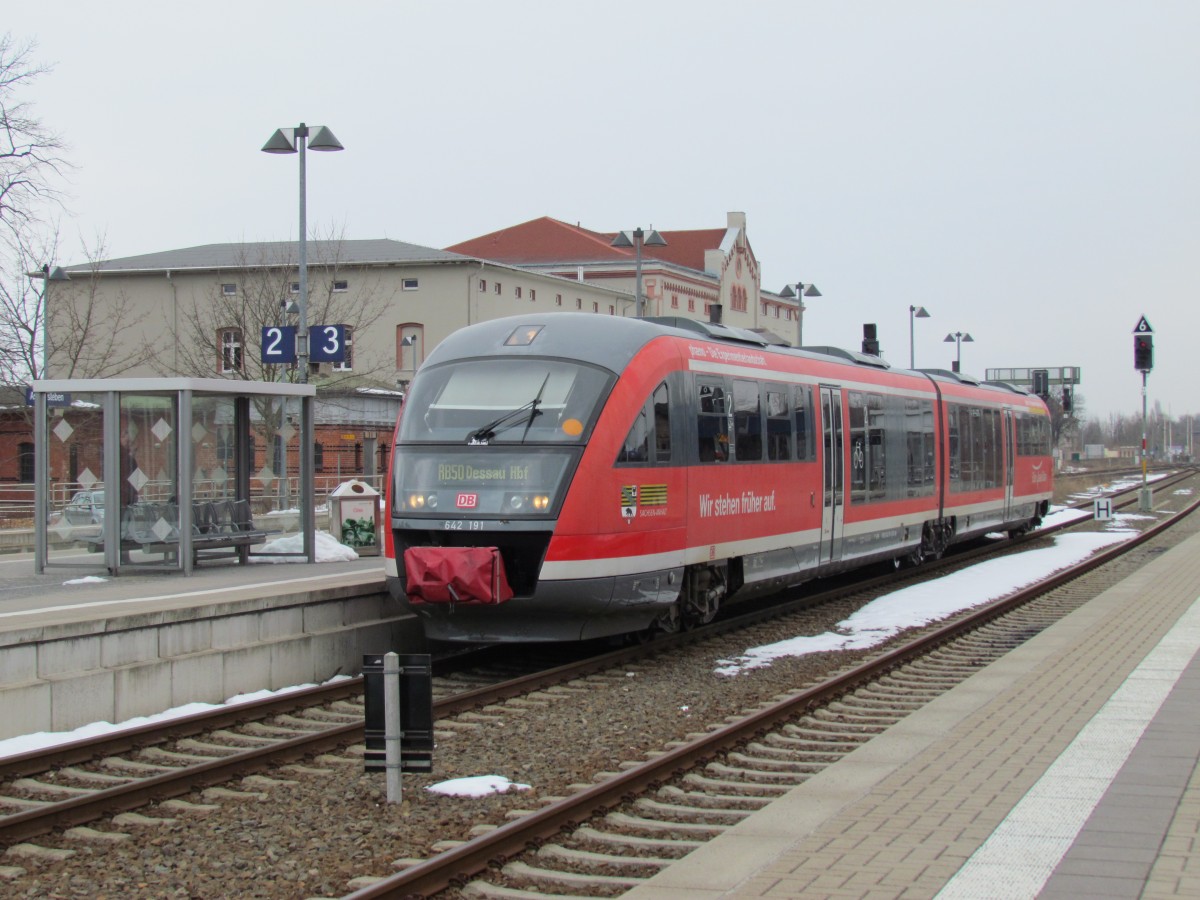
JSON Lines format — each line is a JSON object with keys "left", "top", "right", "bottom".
{"left": 384, "top": 314, "right": 1053, "bottom": 643}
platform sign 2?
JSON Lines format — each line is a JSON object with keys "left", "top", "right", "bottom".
{"left": 261, "top": 326, "right": 298, "bottom": 364}
{"left": 309, "top": 324, "right": 347, "bottom": 363}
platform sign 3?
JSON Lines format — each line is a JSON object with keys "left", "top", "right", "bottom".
{"left": 261, "top": 325, "right": 298, "bottom": 364}
{"left": 309, "top": 324, "right": 347, "bottom": 363}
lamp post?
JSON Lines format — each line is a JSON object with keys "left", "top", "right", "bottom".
{"left": 611, "top": 227, "right": 667, "bottom": 318}
{"left": 780, "top": 282, "right": 821, "bottom": 348}
{"left": 37, "top": 264, "right": 70, "bottom": 379}
{"left": 943, "top": 330, "right": 974, "bottom": 373}
{"left": 909, "top": 305, "right": 930, "bottom": 369}
{"left": 262, "top": 123, "right": 344, "bottom": 383}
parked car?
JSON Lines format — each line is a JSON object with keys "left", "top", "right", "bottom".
{"left": 62, "top": 490, "right": 106, "bottom": 525}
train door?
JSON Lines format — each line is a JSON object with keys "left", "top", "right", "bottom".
{"left": 820, "top": 386, "right": 844, "bottom": 564}
{"left": 1003, "top": 408, "right": 1015, "bottom": 520}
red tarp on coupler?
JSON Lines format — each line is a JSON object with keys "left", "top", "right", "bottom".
{"left": 403, "top": 546, "right": 514, "bottom": 605}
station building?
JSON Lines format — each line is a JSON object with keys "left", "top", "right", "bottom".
{"left": 24, "top": 211, "right": 792, "bottom": 500}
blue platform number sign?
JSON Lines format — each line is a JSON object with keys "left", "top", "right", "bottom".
{"left": 310, "top": 324, "right": 347, "bottom": 363}
{"left": 261, "top": 325, "right": 297, "bottom": 364}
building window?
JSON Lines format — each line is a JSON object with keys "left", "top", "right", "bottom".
{"left": 290, "top": 282, "right": 300, "bottom": 293}
{"left": 220, "top": 328, "right": 244, "bottom": 373}
{"left": 313, "top": 442, "right": 325, "bottom": 472}
{"left": 576, "top": 298, "right": 582, "bottom": 310}
{"left": 332, "top": 279, "right": 348, "bottom": 292}
{"left": 515, "top": 286, "right": 523, "bottom": 299}
{"left": 402, "top": 278, "right": 419, "bottom": 291}
{"left": 18, "top": 442, "right": 34, "bottom": 483}
{"left": 608, "top": 305, "right": 615, "bottom": 315}
{"left": 333, "top": 327, "right": 354, "bottom": 371}
{"left": 479, "top": 279, "right": 487, "bottom": 292}
{"left": 592, "top": 301, "right": 599, "bottom": 312}
{"left": 556, "top": 294, "right": 563, "bottom": 306}
{"left": 530, "top": 289, "right": 536, "bottom": 301}
{"left": 494, "top": 282, "right": 502, "bottom": 295}
{"left": 221, "top": 283, "right": 237, "bottom": 296}
{"left": 688, "top": 299, "right": 695, "bottom": 312}
{"left": 671, "top": 294, "right": 678, "bottom": 308}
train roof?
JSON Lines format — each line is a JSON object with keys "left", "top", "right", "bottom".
{"left": 424, "top": 314, "right": 1038, "bottom": 403}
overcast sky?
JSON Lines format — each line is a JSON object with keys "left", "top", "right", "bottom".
{"left": 9, "top": 1, "right": 1198, "bottom": 422}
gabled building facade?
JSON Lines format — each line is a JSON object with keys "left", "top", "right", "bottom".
{"left": 447, "top": 211, "right": 798, "bottom": 341}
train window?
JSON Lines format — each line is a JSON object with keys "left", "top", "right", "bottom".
{"left": 400, "top": 358, "right": 613, "bottom": 444}
{"left": 617, "top": 405, "right": 651, "bottom": 463}
{"left": 905, "top": 398, "right": 936, "bottom": 496}
{"left": 849, "top": 392, "right": 889, "bottom": 504}
{"left": 766, "top": 388, "right": 790, "bottom": 460}
{"left": 617, "top": 381, "right": 672, "bottom": 466}
{"left": 793, "top": 385, "right": 815, "bottom": 461}
{"left": 1017, "top": 414, "right": 1051, "bottom": 456}
{"left": 697, "top": 380, "right": 729, "bottom": 462}
{"left": 949, "top": 403, "right": 1004, "bottom": 492}
{"left": 733, "top": 379, "right": 762, "bottom": 461}
{"left": 653, "top": 383, "right": 671, "bottom": 463}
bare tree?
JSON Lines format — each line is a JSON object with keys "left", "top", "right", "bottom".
{"left": 0, "top": 34, "right": 69, "bottom": 239}
{"left": 160, "top": 231, "right": 395, "bottom": 388}
{"left": 156, "top": 230, "right": 399, "bottom": 502}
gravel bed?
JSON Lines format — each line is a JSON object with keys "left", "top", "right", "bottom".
{"left": 6, "top": 598, "right": 873, "bottom": 899}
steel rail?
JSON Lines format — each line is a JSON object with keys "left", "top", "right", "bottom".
{"left": 344, "top": 492, "right": 1200, "bottom": 898}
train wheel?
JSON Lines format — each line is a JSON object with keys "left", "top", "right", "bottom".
{"left": 680, "top": 565, "right": 726, "bottom": 628}
{"left": 650, "top": 605, "right": 683, "bottom": 636}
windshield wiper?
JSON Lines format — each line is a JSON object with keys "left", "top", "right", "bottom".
{"left": 467, "top": 374, "right": 551, "bottom": 444}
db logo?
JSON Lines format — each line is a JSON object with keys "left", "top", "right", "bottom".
{"left": 456, "top": 493, "right": 478, "bottom": 509}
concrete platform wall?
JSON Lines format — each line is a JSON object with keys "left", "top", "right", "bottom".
{"left": 0, "top": 587, "right": 413, "bottom": 740}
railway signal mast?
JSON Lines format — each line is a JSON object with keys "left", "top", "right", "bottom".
{"left": 1134, "top": 315, "right": 1154, "bottom": 511}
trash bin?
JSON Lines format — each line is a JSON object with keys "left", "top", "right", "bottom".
{"left": 330, "top": 479, "right": 381, "bottom": 556}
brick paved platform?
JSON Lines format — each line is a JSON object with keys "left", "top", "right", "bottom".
{"left": 627, "top": 524, "right": 1200, "bottom": 899}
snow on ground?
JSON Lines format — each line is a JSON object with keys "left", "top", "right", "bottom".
{"left": 426, "top": 775, "right": 531, "bottom": 797}
{"left": 250, "top": 530, "right": 359, "bottom": 563}
{"left": 0, "top": 677, "right": 353, "bottom": 761}
{"left": 714, "top": 527, "right": 1139, "bottom": 677}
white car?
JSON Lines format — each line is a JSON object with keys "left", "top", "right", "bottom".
{"left": 62, "top": 490, "right": 106, "bottom": 526}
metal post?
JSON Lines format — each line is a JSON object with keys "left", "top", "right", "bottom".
{"left": 634, "top": 229, "right": 644, "bottom": 318}
{"left": 33, "top": 390, "right": 47, "bottom": 573}
{"left": 297, "top": 124, "right": 309, "bottom": 384}
{"left": 1140, "top": 370, "right": 1153, "bottom": 511}
{"left": 383, "top": 651, "right": 402, "bottom": 803}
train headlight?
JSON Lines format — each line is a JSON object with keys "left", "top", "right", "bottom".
{"left": 407, "top": 493, "right": 425, "bottom": 509}
{"left": 508, "top": 494, "right": 525, "bottom": 511}
{"left": 425, "top": 494, "right": 438, "bottom": 510}
{"left": 533, "top": 495, "right": 550, "bottom": 510}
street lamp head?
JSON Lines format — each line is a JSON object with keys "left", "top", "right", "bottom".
{"left": 802, "top": 283, "right": 821, "bottom": 298}
{"left": 643, "top": 228, "right": 667, "bottom": 247}
{"left": 912, "top": 306, "right": 930, "bottom": 319}
{"left": 41, "top": 265, "right": 70, "bottom": 283}
{"left": 779, "top": 284, "right": 795, "bottom": 299}
{"left": 261, "top": 128, "right": 297, "bottom": 154}
{"left": 306, "top": 126, "right": 344, "bottom": 152}
{"left": 943, "top": 333, "right": 956, "bottom": 343}
{"left": 611, "top": 230, "right": 634, "bottom": 248}
{"left": 961, "top": 333, "right": 974, "bottom": 343}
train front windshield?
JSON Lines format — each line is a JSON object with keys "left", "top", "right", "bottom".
{"left": 394, "top": 358, "right": 614, "bottom": 518}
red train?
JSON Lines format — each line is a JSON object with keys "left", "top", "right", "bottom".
{"left": 384, "top": 313, "right": 1053, "bottom": 643}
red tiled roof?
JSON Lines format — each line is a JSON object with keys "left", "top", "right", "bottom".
{"left": 446, "top": 217, "right": 728, "bottom": 272}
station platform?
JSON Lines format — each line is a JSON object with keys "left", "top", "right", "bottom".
{"left": 0, "top": 544, "right": 388, "bottom": 628}
{"left": 0, "top": 547, "right": 414, "bottom": 742}
{"left": 627, "top": 520, "right": 1200, "bottom": 898}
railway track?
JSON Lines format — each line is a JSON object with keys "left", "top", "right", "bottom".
{"left": 343, "top": 481, "right": 1200, "bottom": 898}
{"left": 0, "top": 470, "right": 1192, "bottom": 895}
